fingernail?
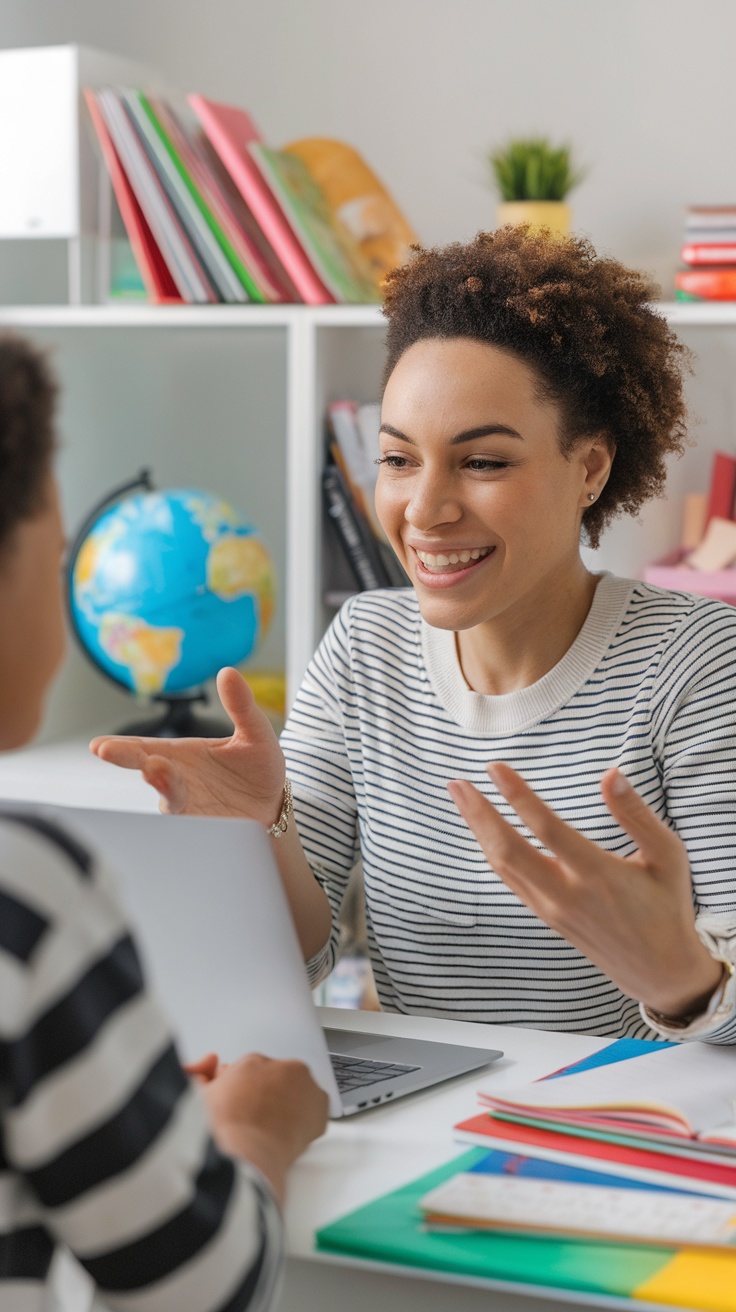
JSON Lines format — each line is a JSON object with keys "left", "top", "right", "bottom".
{"left": 611, "top": 770, "right": 631, "bottom": 797}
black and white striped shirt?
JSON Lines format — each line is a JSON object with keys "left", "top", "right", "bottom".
{"left": 0, "top": 813, "right": 282, "bottom": 1312}
{"left": 282, "top": 574, "right": 736, "bottom": 1042}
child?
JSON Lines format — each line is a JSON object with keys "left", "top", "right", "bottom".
{"left": 0, "top": 333, "right": 328, "bottom": 1312}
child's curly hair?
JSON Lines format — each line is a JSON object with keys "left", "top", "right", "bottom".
{"left": 0, "top": 333, "right": 57, "bottom": 553}
{"left": 381, "top": 228, "right": 689, "bottom": 548}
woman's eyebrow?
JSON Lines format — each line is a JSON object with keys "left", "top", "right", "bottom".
{"left": 379, "top": 422, "right": 523, "bottom": 445}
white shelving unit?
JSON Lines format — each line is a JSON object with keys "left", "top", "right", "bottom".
{"left": 0, "top": 299, "right": 730, "bottom": 740}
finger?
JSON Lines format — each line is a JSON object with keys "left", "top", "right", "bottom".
{"left": 486, "top": 762, "right": 599, "bottom": 870}
{"left": 90, "top": 736, "right": 156, "bottom": 769}
{"left": 600, "top": 768, "right": 683, "bottom": 865}
{"left": 184, "top": 1053, "right": 220, "bottom": 1082}
{"left": 216, "top": 668, "right": 271, "bottom": 743}
{"left": 141, "top": 755, "right": 188, "bottom": 814}
{"left": 447, "top": 778, "right": 560, "bottom": 896}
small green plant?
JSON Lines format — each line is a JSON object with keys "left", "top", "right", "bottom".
{"left": 489, "top": 138, "right": 585, "bottom": 202}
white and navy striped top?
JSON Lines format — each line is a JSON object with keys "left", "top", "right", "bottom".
{"left": 282, "top": 574, "right": 736, "bottom": 1043}
{"left": 0, "top": 813, "right": 282, "bottom": 1312}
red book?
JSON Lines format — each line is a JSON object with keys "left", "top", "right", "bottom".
{"left": 705, "top": 451, "right": 736, "bottom": 525}
{"left": 84, "top": 90, "right": 183, "bottom": 305}
{"left": 682, "top": 243, "right": 736, "bottom": 266}
{"left": 675, "top": 268, "right": 736, "bottom": 300}
{"left": 454, "top": 1113, "right": 736, "bottom": 1198}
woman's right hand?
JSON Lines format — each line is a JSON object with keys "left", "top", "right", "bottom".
{"left": 90, "top": 667, "right": 286, "bottom": 824}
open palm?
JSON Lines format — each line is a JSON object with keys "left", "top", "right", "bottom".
{"left": 90, "top": 667, "right": 285, "bottom": 823}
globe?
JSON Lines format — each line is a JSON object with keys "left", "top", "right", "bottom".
{"left": 67, "top": 473, "right": 275, "bottom": 734}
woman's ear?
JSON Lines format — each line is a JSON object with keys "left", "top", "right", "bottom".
{"left": 581, "top": 434, "right": 615, "bottom": 499}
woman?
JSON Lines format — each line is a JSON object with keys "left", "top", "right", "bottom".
{"left": 0, "top": 333, "right": 327, "bottom": 1312}
{"left": 93, "top": 229, "right": 736, "bottom": 1043}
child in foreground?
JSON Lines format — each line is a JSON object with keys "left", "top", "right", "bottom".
{"left": 0, "top": 333, "right": 328, "bottom": 1312}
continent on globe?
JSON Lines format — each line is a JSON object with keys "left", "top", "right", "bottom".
{"left": 98, "top": 614, "right": 185, "bottom": 695}
{"left": 207, "top": 534, "right": 275, "bottom": 630}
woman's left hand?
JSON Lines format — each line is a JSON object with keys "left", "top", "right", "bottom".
{"left": 447, "top": 763, "right": 722, "bottom": 1020}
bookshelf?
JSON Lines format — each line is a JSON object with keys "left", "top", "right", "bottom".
{"left": 0, "top": 299, "right": 730, "bottom": 740}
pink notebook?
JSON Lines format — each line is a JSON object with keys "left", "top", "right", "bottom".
{"left": 187, "top": 95, "right": 334, "bottom": 305}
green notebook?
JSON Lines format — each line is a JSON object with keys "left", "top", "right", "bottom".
{"left": 316, "top": 1149, "right": 676, "bottom": 1301}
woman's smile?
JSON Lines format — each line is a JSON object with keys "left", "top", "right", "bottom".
{"left": 411, "top": 543, "right": 496, "bottom": 587}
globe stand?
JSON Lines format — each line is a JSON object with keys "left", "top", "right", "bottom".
{"left": 117, "top": 692, "right": 231, "bottom": 739}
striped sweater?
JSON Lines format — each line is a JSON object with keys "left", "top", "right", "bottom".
{"left": 0, "top": 813, "right": 282, "bottom": 1312}
{"left": 282, "top": 575, "right": 736, "bottom": 1042}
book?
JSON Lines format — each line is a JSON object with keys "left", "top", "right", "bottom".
{"left": 705, "top": 452, "right": 736, "bottom": 525}
{"left": 144, "top": 96, "right": 291, "bottom": 303}
{"left": 122, "top": 89, "right": 247, "bottom": 303}
{"left": 248, "top": 143, "right": 379, "bottom": 304}
{"left": 685, "top": 207, "right": 736, "bottom": 230}
{"left": 477, "top": 1042, "right": 736, "bottom": 1150}
{"left": 316, "top": 1147, "right": 736, "bottom": 1310}
{"left": 187, "top": 94, "right": 334, "bottom": 304}
{"left": 687, "top": 517, "right": 736, "bottom": 571}
{"left": 682, "top": 243, "right": 736, "bottom": 266}
{"left": 675, "top": 269, "right": 736, "bottom": 300}
{"left": 322, "top": 463, "right": 393, "bottom": 590}
{"left": 84, "top": 90, "right": 183, "bottom": 305}
{"left": 454, "top": 1113, "right": 736, "bottom": 1200}
{"left": 95, "top": 89, "right": 216, "bottom": 304}
{"left": 419, "top": 1171, "right": 736, "bottom": 1248}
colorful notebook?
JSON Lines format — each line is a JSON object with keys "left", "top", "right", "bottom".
{"left": 316, "top": 1148, "right": 736, "bottom": 1310}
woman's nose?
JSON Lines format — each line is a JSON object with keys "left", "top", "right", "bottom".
{"left": 404, "top": 473, "right": 462, "bottom": 531}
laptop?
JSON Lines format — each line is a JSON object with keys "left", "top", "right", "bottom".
{"left": 34, "top": 805, "right": 502, "bottom": 1117}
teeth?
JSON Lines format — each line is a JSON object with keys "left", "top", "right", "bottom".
{"left": 415, "top": 546, "right": 492, "bottom": 571}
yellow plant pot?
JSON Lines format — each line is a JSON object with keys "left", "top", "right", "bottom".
{"left": 496, "top": 200, "right": 571, "bottom": 234}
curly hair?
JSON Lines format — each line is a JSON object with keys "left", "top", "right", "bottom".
{"left": 381, "top": 228, "right": 689, "bottom": 548}
{"left": 0, "top": 333, "right": 57, "bottom": 553}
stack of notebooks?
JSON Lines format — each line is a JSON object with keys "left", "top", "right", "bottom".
{"left": 323, "top": 399, "right": 409, "bottom": 598}
{"left": 317, "top": 1040, "right": 736, "bottom": 1310}
{"left": 84, "top": 88, "right": 415, "bottom": 304}
{"left": 676, "top": 206, "right": 736, "bottom": 302}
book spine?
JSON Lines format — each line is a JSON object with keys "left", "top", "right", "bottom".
{"left": 706, "top": 452, "right": 736, "bottom": 525}
{"left": 322, "top": 466, "right": 392, "bottom": 590}
{"left": 681, "top": 243, "right": 736, "bottom": 266}
{"left": 675, "top": 268, "right": 736, "bottom": 299}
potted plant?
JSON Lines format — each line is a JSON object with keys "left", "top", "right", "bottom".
{"left": 488, "top": 137, "right": 585, "bottom": 234}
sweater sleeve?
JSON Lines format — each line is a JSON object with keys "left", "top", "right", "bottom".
{"left": 0, "top": 815, "right": 283, "bottom": 1312}
{"left": 280, "top": 601, "right": 361, "bottom": 987}
{"left": 647, "top": 598, "right": 736, "bottom": 1043}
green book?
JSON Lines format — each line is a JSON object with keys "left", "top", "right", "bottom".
{"left": 133, "top": 91, "right": 267, "bottom": 303}
{"left": 316, "top": 1149, "right": 679, "bottom": 1301}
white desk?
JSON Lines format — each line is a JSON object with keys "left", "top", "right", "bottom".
{"left": 0, "top": 744, "right": 683, "bottom": 1312}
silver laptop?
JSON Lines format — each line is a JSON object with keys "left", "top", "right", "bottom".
{"left": 34, "top": 805, "right": 501, "bottom": 1117}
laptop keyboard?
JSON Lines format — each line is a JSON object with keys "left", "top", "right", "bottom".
{"left": 328, "top": 1051, "right": 420, "bottom": 1092}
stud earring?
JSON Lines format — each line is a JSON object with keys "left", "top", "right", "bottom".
{"left": 587, "top": 493, "right": 596, "bottom": 502}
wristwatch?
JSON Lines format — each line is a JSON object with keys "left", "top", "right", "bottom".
{"left": 645, "top": 959, "right": 735, "bottom": 1031}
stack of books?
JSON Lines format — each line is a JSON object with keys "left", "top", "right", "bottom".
{"left": 317, "top": 1040, "right": 736, "bottom": 1310}
{"left": 676, "top": 206, "right": 736, "bottom": 302}
{"left": 322, "top": 399, "right": 409, "bottom": 598}
{"left": 84, "top": 88, "right": 407, "bottom": 304}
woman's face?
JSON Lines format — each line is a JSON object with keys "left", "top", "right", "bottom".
{"left": 375, "top": 338, "right": 611, "bottom": 633}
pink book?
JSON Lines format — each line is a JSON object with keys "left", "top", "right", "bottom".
{"left": 84, "top": 90, "right": 183, "bottom": 304}
{"left": 187, "top": 95, "right": 334, "bottom": 305}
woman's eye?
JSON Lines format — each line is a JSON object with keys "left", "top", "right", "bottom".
{"left": 374, "top": 455, "right": 409, "bottom": 469}
{"left": 465, "top": 458, "right": 509, "bottom": 472}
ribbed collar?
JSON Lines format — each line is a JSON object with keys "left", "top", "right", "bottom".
{"left": 420, "top": 572, "right": 635, "bottom": 736}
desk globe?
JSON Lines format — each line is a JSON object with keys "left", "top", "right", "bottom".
{"left": 67, "top": 471, "right": 275, "bottom": 736}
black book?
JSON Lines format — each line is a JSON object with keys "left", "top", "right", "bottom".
{"left": 322, "top": 464, "right": 392, "bottom": 591}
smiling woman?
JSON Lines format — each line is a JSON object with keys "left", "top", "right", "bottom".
{"left": 92, "top": 228, "right": 736, "bottom": 1045}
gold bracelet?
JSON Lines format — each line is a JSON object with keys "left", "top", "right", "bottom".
{"left": 268, "top": 778, "right": 293, "bottom": 839}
